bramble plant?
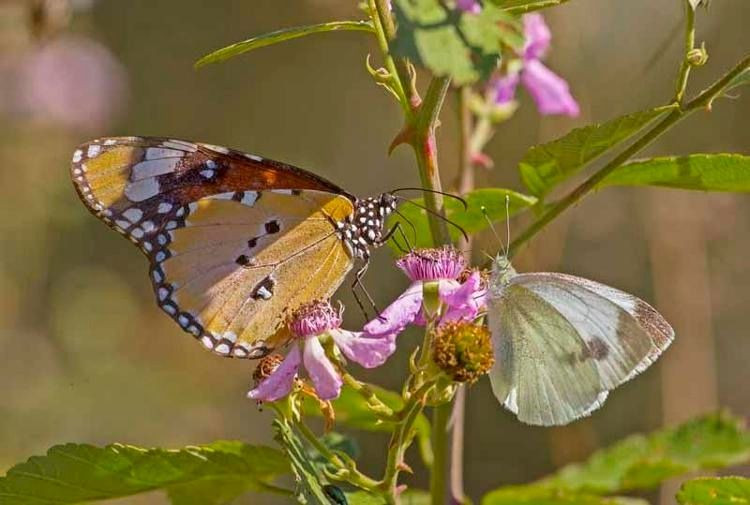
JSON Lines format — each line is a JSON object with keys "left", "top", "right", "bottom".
{"left": 2, "top": 1, "right": 750, "bottom": 505}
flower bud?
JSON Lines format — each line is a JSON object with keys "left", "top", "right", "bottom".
{"left": 687, "top": 44, "right": 708, "bottom": 67}
{"left": 431, "top": 321, "right": 494, "bottom": 384}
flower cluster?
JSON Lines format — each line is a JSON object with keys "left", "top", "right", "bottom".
{"left": 249, "top": 247, "right": 488, "bottom": 403}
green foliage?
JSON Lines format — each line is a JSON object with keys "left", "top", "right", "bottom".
{"left": 309, "top": 432, "right": 360, "bottom": 472}
{"left": 311, "top": 385, "right": 434, "bottom": 467}
{"left": 541, "top": 412, "right": 750, "bottom": 494}
{"left": 0, "top": 441, "right": 290, "bottom": 505}
{"left": 677, "top": 477, "right": 750, "bottom": 505}
{"left": 488, "top": 0, "right": 572, "bottom": 14}
{"left": 601, "top": 154, "right": 750, "bottom": 192}
{"left": 725, "top": 68, "right": 750, "bottom": 94}
{"left": 195, "top": 20, "right": 374, "bottom": 67}
{"left": 387, "top": 188, "right": 537, "bottom": 252}
{"left": 274, "top": 418, "right": 331, "bottom": 505}
{"left": 346, "top": 489, "right": 430, "bottom": 504}
{"left": 518, "top": 106, "right": 676, "bottom": 198}
{"left": 392, "top": 0, "right": 522, "bottom": 85}
{"left": 482, "top": 487, "right": 648, "bottom": 505}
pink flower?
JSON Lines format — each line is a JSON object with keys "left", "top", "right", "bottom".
{"left": 248, "top": 301, "right": 396, "bottom": 402}
{"left": 364, "top": 247, "right": 486, "bottom": 339}
{"left": 456, "top": 0, "right": 481, "bottom": 14}
{"left": 492, "top": 13, "right": 579, "bottom": 117}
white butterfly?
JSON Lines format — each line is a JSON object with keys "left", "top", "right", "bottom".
{"left": 487, "top": 255, "right": 674, "bottom": 426}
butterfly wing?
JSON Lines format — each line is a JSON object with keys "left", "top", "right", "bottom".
{"left": 71, "top": 137, "right": 356, "bottom": 358}
{"left": 488, "top": 281, "right": 607, "bottom": 426}
{"left": 488, "top": 270, "right": 674, "bottom": 426}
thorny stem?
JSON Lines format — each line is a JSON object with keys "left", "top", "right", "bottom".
{"left": 674, "top": 0, "right": 696, "bottom": 104}
{"left": 430, "top": 402, "right": 451, "bottom": 505}
{"left": 508, "top": 54, "right": 750, "bottom": 257}
{"left": 382, "top": 381, "right": 436, "bottom": 503}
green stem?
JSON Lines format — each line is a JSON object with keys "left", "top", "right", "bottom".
{"left": 412, "top": 76, "right": 453, "bottom": 246}
{"left": 382, "top": 382, "right": 435, "bottom": 503}
{"left": 674, "top": 0, "right": 696, "bottom": 104}
{"left": 430, "top": 402, "right": 451, "bottom": 505}
{"left": 369, "top": 0, "right": 410, "bottom": 114}
{"left": 508, "top": 53, "right": 750, "bottom": 257}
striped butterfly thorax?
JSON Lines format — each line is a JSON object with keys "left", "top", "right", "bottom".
{"left": 71, "top": 137, "right": 397, "bottom": 359}
{"left": 487, "top": 256, "right": 674, "bottom": 426}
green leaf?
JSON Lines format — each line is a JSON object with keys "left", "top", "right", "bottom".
{"left": 542, "top": 412, "right": 750, "bottom": 494}
{"left": 488, "top": 0, "right": 572, "bottom": 14}
{"left": 600, "top": 154, "right": 750, "bottom": 192}
{"left": 392, "top": 0, "right": 522, "bottom": 85}
{"left": 310, "top": 385, "right": 434, "bottom": 467}
{"left": 725, "top": 68, "right": 750, "bottom": 94}
{"left": 195, "top": 20, "right": 374, "bottom": 67}
{"left": 274, "top": 418, "right": 331, "bottom": 505}
{"left": 482, "top": 487, "right": 648, "bottom": 505}
{"left": 0, "top": 441, "right": 290, "bottom": 505}
{"left": 518, "top": 105, "right": 676, "bottom": 197}
{"left": 677, "top": 477, "right": 750, "bottom": 505}
{"left": 386, "top": 188, "right": 537, "bottom": 252}
{"left": 309, "top": 432, "right": 360, "bottom": 472}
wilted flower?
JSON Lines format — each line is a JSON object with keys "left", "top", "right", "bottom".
{"left": 248, "top": 300, "right": 396, "bottom": 402}
{"left": 364, "top": 247, "right": 486, "bottom": 339}
{"left": 432, "top": 321, "right": 494, "bottom": 383}
{"left": 491, "top": 13, "right": 579, "bottom": 117}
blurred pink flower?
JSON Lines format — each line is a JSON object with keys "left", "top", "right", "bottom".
{"left": 492, "top": 14, "right": 579, "bottom": 117}
{"left": 11, "top": 35, "right": 128, "bottom": 132}
{"left": 456, "top": 0, "right": 481, "bottom": 14}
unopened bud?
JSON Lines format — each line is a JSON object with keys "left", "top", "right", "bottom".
{"left": 432, "top": 321, "right": 494, "bottom": 383}
{"left": 687, "top": 44, "right": 708, "bottom": 67}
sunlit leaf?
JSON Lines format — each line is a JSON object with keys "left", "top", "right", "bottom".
{"left": 0, "top": 441, "right": 290, "bottom": 505}
{"left": 518, "top": 105, "right": 676, "bottom": 197}
{"left": 195, "top": 20, "right": 374, "bottom": 67}
{"left": 482, "top": 487, "right": 648, "bottom": 505}
{"left": 392, "top": 0, "right": 522, "bottom": 85}
{"left": 542, "top": 412, "right": 750, "bottom": 494}
{"left": 386, "top": 188, "right": 537, "bottom": 252}
{"left": 488, "top": 0, "right": 572, "bottom": 14}
{"left": 309, "top": 385, "right": 433, "bottom": 467}
{"left": 274, "top": 418, "right": 330, "bottom": 505}
{"left": 677, "top": 477, "right": 750, "bottom": 505}
{"left": 600, "top": 154, "right": 750, "bottom": 192}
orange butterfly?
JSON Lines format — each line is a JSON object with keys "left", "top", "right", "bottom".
{"left": 70, "top": 137, "right": 398, "bottom": 359}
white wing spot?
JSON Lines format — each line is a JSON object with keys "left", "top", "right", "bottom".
{"left": 87, "top": 144, "right": 101, "bottom": 158}
{"left": 125, "top": 178, "right": 160, "bottom": 202}
{"left": 123, "top": 207, "right": 143, "bottom": 223}
{"left": 72, "top": 149, "right": 83, "bottom": 162}
{"left": 157, "top": 202, "right": 173, "bottom": 214}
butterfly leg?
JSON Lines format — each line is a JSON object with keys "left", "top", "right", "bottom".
{"left": 380, "top": 221, "right": 413, "bottom": 254}
{"left": 351, "top": 259, "right": 385, "bottom": 322}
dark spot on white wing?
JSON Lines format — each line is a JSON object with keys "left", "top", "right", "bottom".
{"left": 291, "top": 189, "right": 302, "bottom": 196}
{"left": 251, "top": 275, "right": 276, "bottom": 300}
{"left": 247, "top": 344, "right": 272, "bottom": 359}
{"left": 265, "top": 220, "right": 280, "bottom": 234}
{"left": 232, "top": 191, "right": 245, "bottom": 202}
{"left": 248, "top": 237, "right": 258, "bottom": 248}
{"left": 583, "top": 337, "right": 610, "bottom": 360}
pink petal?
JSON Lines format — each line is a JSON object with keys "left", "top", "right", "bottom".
{"left": 303, "top": 338, "right": 342, "bottom": 400}
{"left": 246, "top": 346, "right": 301, "bottom": 402}
{"left": 522, "top": 60, "right": 580, "bottom": 117}
{"left": 441, "top": 274, "right": 485, "bottom": 322}
{"left": 363, "top": 281, "right": 423, "bottom": 337}
{"left": 492, "top": 72, "right": 521, "bottom": 105}
{"left": 523, "top": 13, "right": 551, "bottom": 60}
{"left": 330, "top": 329, "right": 397, "bottom": 369}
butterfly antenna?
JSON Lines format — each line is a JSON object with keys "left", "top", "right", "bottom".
{"left": 395, "top": 196, "right": 469, "bottom": 242}
{"left": 480, "top": 205, "right": 508, "bottom": 259}
{"left": 390, "top": 187, "right": 468, "bottom": 210}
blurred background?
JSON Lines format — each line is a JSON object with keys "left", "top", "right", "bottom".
{"left": 0, "top": 0, "right": 748, "bottom": 503}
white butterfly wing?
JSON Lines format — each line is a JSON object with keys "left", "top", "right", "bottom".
{"left": 488, "top": 270, "right": 674, "bottom": 426}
